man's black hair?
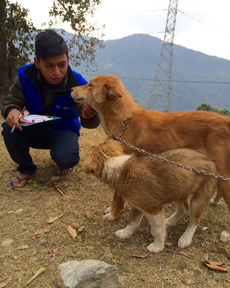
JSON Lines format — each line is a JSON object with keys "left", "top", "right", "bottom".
{"left": 35, "top": 29, "right": 68, "bottom": 60}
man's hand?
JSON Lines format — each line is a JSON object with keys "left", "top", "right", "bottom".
{"left": 82, "top": 105, "right": 97, "bottom": 119}
{"left": 6, "top": 109, "right": 25, "bottom": 131}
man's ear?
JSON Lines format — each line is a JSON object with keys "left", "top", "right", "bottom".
{"left": 103, "top": 80, "right": 122, "bottom": 100}
{"left": 34, "top": 57, "right": 40, "bottom": 69}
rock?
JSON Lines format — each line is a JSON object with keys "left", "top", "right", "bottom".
{"left": 40, "top": 238, "right": 46, "bottom": 245}
{"left": 57, "top": 260, "right": 119, "bottom": 288}
{"left": 1, "top": 238, "right": 14, "bottom": 247}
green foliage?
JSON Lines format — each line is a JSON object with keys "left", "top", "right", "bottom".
{"left": 134, "top": 97, "right": 146, "bottom": 108}
{"left": 27, "top": 180, "right": 47, "bottom": 190}
{"left": 0, "top": 0, "right": 37, "bottom": 86}
{"left": 197, "top": 103, "right": 230, "bottom": 117}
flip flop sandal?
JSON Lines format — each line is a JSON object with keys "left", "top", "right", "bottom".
{"left": 57, "top": 167, "right": 74, "bottom": 176}
{"left": 10, "top": 175, "right": 30, "bottom": 189}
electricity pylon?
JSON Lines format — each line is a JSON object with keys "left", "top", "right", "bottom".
{"left": 148, "top": 0, "right": 178, "bottom": 111}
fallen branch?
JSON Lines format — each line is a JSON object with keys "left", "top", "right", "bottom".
{"left": 165, "top": 249, "right": 194, "bottom": 259}
{"left": 219, "top": 248, "right": 230, "bottom": 260}
{"left": 25, "top": 267, "right": 46, "bottom": 287}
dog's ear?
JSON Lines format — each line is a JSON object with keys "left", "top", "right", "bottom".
{"left": 103, "top": 80, "right": 122, "bottom": 100}
{"left": 82, "top": 154, "right": 97, "bottom": 174}
{"left": 83, "top": 151, "right": 105, "bottom": 177}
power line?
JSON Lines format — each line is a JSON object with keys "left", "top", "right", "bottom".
{"left": 105, "top": 6, "right": 230, "bottom": 60}
{"left": 177, "top": 9, "right": 230, "bottom": 38}
{"left": 111, "top": 9, "right": 167, "bottom": 15}
{"left": 106, "top": 6, "right": 230, "bottom": 40}
{"left": 79, "top": 73, "right": 230, "bottom": 84}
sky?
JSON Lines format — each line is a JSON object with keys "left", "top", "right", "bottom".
{"left": 15, "top": 0, "right": 230, "bottom": 61}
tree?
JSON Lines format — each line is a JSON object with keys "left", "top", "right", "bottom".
{"left": 0, "top": 0, "right": 7, "bottom": 94}
{"left": 197, "top": 103, "right": 230, "bottom": 117}
{"left": 0, "top": 0, "right": 36, "bottom": 102}
{"left": 196, "top": 103, "right": 213, "bottom": 112}
{"left": 49, "top": 0, "right": 104, "bottom": 68}
{"left": 0, "top": 0, "right": 104, "bottom": 104}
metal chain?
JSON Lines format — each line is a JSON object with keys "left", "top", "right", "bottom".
{"left": 112, "top": 117, "right": 230, "bottom": 183}
{"left": 117, "top": 114, "right": 133, "bottom": 138}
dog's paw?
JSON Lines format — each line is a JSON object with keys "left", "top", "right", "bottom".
{"left": 178, "top": 234, "right": 192, "bottom": 248}
{"left": 209, "top": 200, "right": 220, "bottom": 206}
{"left": 104, "top": 206, "right": 112, "bottom": 214}
{"left": 115, "top": 229, "right": 132, "bottom": 239}
{"left": 220, "top": 230, "right": 230, "bottom": 242}
{"left": 103, "top": 212, "right": 116, "bottom": 221}
{"left": 147, "top": 242, "right": 164, "bottom": 253}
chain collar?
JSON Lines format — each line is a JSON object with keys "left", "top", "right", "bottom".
{"left": 112, "top": 115, "right": 230, "bottom": 183}
{"left": 117, "top": 113, "right": 133, "bottom": 138}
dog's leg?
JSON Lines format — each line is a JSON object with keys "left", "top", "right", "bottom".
{"left": 165, "top": 199, "right": 188, "bottom": 228}
{"left": 220, "top": 194, "right": 230, "bottom": 242}
{"left": 214, "top": 170, "right": 230, "bottom": 242}
{"left": 145, "top": 210, "right": 165, "bottom": 253}
{"left": 103, "top": 191, "right": 125, "bottom": 221}
{"left": 104, "top": 190, "right": 117, "bottom": 214}
{"left": 210, "top": 191, "right": 222, "bottom": 206}
{"left": 115, "top": 207, "right": 143, "bottom": 239}
{"left": 178, "top": 219, "right": 198, "bottom": 248}
{"left": 178, "top": 195, "right": 209, "bottom": 248}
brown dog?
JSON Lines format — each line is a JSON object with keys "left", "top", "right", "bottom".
{"left": 83, "top": 139, "right": 218, "bottom": 253}
{"left": 71, "top": 74, "right": 230, "bottom": 242}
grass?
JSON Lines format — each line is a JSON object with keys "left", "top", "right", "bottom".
{"left": 1, "top": 120, "right": 230, "bottom": 287}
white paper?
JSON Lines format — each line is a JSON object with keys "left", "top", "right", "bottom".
{"left": 24, "top": 114, "right": 52, "bottom": 123}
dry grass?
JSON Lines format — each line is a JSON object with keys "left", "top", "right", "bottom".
{"left": 1, "top": 120, "right": 230, "bottom": 288}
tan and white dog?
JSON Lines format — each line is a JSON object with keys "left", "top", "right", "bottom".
{"left": 72, "top": 74, "right": 230, "bottom": 242}
{"left": 83, "top": 139, "right": 218, "bottom": 253}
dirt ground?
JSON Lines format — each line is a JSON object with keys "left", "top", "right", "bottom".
{"left": 1, "top": 120, "right": 230, "bottom": 288}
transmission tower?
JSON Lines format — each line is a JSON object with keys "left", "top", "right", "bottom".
{"left": 148, "top": 0, "right": 178, "bottom": 111}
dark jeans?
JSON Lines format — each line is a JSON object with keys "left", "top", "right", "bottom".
{"left": 1, "top": 123, "right": 80, "bottom": 175}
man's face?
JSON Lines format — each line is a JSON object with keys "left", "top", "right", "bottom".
{"left": 34, "top": 54, "right": 69, "bottom": 85}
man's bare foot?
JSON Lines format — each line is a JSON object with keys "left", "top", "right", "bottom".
{"left": 57, "top": 167, "right": 74, "bottom": 176}
{"left": 10, "top": 173, "right": 31, "bottom": 188}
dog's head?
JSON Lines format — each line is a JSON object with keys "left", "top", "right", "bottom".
{"left": 71, "top": 75, "right": 123, "bottom": 111}
{"left": 83, "top": 139, "right": 125, "bottom": 177}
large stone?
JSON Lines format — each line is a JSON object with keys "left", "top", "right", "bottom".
{"left": 57, "top": 259, "right": 119, "bottom": 288}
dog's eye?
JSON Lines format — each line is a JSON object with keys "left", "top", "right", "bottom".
{"left": 88, "top": 83, "right": 93, "bottom": 87}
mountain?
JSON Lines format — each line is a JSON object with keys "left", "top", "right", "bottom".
{"left": 75, "top": 33, "right": 230, "bottom": 112}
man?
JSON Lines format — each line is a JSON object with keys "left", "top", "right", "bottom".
{"left": 1, "top": 29, "right": 100, "bottom": 188}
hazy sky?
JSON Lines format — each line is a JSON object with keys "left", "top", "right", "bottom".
{"left": 16, "top": 0, "right": 230, "bottom": 60}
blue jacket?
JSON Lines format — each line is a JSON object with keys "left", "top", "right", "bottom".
{"left": 18, "top": 63, "right": 87, "bottom": 135}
